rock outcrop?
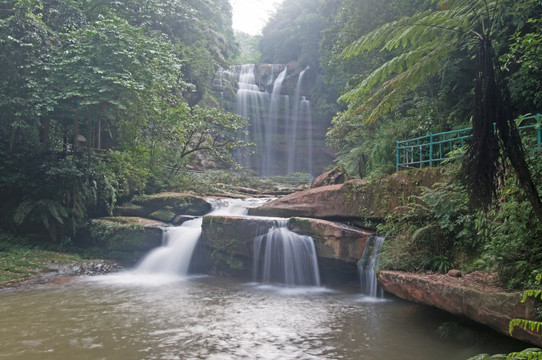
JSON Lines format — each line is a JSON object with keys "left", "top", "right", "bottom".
{"left": 310, "top": 166, "right": 350, "bottom": 188}
{"left": 200, "top": 215, "right": 372, "bottom": 282}
{"left": 114, "top": 192, "right": 211, "bottom": 218}
{"left": 249, "top": 168, "right": 444, "bottom": 227}
{"left": 378, "top": 271, "right": 542, "bottom": 346}
{"left": 86, "top": 217, "right": 165, "bottom": 264}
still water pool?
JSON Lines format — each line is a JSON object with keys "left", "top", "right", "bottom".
{"left": 0, "top": 274, "right": 522, "bottom": 360}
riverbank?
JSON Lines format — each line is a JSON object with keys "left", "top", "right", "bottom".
{"left": 0, "top": 232, "right": 121, "bottom": 289}
{"left": 378, "top": 270, "right": 542, "bottom": 347}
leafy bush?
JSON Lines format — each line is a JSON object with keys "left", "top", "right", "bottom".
{"left": 470, "top": 140, "right": 542, "bottom": 288}
{"left": 379, "top": 181, "right": 477, "bottom": 273}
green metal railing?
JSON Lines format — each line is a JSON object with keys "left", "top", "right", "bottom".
{"left": 396, "top": 113, "right": 542, "bottom": 170}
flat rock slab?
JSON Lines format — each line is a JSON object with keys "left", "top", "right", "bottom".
{"left": 116, "top": 192, "right": 212, "bottom": 218}
{"left": 249, "top": 168, "right": 444, "bottom": 226}
{"left": 377, "top": 271, "right": 542, "bottom": 346}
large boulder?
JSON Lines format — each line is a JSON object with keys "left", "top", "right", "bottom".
{"left": 311, "top": 166, "right": 350, "bottom": 188}
{"left": 289, "top": 217, "right": 373, "bottom": 283}
{"left": 288, "top": 217, "right": 372, "bottom": 263}
{"left": 200, "top": 215, "right": 372, "bottom": 282}
{"left": 377, "top": 271, "right": 541, "bottom": 346}
{"left": 86, "top": 217, "right": 165, "bottom": 264}
{"left": 249, "top": 167, "right": 444, "bottom": 227}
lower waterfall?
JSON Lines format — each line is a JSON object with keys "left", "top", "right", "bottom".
{"left": 253, "top": 220, "right": 321, "bottom": 287}
{"left": 358, "top": 235, "right": 385, "bottom": 297}
{"left": 134, "top": 198, "right": 262, "bottom": 277}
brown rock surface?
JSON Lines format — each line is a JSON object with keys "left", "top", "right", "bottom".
{"left": 200, "top": 215, "right": 372, "bottom": 282}
{"left": 288, "top": 217, "right": 372, "bottom": 263}
{"left": 249, "top": 168, "right": 444, "bottom": 226}
{"left": 311, "top": 167, "right": 350, "bottom": 188}
{"left": 377, "top": 271, "right": 542, "bottom": 346}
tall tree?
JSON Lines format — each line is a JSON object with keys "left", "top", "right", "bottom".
{"left": 332, "top": 0, "right": 542, "bottom": 220}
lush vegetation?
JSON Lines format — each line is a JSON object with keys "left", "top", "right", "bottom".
{"left": 1, "top": 0, "right": 541, "bottom": 297}
{"left": 0, "top": 0, "right": 247, "bottom": 244}
{"left": 257, "top": 0, "right": 542, "bottom": 290}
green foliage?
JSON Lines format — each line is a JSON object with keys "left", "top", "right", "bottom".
{"left": 468, "top": 348, "right": 542, "bottom": 360}
{"left": 379, "top": 180, "right": 477, "bottom": 273}
{"left": 0, "top": 230, "right": 84, "bottom": 284}
{"left": 234, "top": 31, "right": 262, "bottom": 64}
{"left": 0, "top": 0, "right": 246, "bottom": 243}
{"left": 472, "top": 144, "right": 542, "bottom": 288}
{"left": 501, "top": 17, "right": 542, "bottom": 112}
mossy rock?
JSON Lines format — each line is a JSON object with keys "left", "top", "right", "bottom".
{"left": 250, "top": 167, "right": 446, "bottom": 227}
{"left": 113, "top": 204, "right": 147, "bottom": 217}
{"left": 132, "top": 192, "right": 211, "bottom": 216}
{"left": 149, "top": 209, "right": 176, "bottom": 223}
{"left": 88, "top": 217, "right": 163, "bottom": 253}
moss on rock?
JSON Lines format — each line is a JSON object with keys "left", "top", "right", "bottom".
{"left": 132, "top": 192, "right": 211, "bottom": 216}
{"left": 88, "top": 217, "right": 163, "bottom": 258}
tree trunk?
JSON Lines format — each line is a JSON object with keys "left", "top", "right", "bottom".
{"left": 40, "top": 116, "right": 50, "bottom": 150}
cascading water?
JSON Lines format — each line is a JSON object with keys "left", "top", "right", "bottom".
{"left": 357, "top": 235, "right": 385, "bottom": 297}
{"left": 253, "top": 220, "right": 321, "bottom": 287}
{"left": 300, "top": 96, "right": 313, "bottom": 177}
{"left": 136, "top": 219, "right": 203, "bottom": 276}
{"left": 265, "top": 67, "right": 288, "bottom": 176}
{"left": 232, "top": 64, "right": 313, "bottom": 176}
{"left": 288, "top": 67, "right": 309, "bottom": 174}
{"left": 134, "top": 198, "right": 265, "bottom": 277}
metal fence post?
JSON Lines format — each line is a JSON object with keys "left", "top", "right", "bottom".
{"left": 396, "top": 140, "right": 400, "bottom": 171}
{"left": 429, "top": 134, "right": 433, "bottom": 167}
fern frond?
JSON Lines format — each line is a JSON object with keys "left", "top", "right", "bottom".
{"left": 522, "top": 289, "right": 542, "bottom": 303}
{"left": 411, "top": 223, "right": 440, "bottom": 242}
{"left": 509, "top": 319, "right": 542, "bottom": 335}
{"left": 13, "top": 200, "right": 37, "bottom": 225}
{"left": 505, "top": 348, "right": 542, "bottom": 360}
{"left": 337, "top": 0, "right": 501, "bottom": 124}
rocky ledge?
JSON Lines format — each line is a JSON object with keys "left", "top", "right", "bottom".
{"left": 249, "top": 168, "right": 444, "bottom": 227}
{"left": 200, "top": 215, "right": 372, "bottom": 282}
{"left": 377, "top": 271, "right": 542, "bottom": 346}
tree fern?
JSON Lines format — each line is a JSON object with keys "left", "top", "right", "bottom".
{"left": 337, "top": 0, "right": 496, "bottom": 123}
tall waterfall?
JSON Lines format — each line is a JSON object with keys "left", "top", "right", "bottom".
{"left": 253, "top": 220, "right": 321, "bottom": 286}
{"left": 300, "top": 96, "right": 313, "bottom": 177}
{"left": 233, "top": 64, "right": 313, "bottom": 176}
{"left": 357, "top": 236, "right": 385, "bottom": 297}
{"left": 288, "top": 67, "right": 309, "bottom": 174}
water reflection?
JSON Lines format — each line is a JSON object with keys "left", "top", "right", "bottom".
{"left": 0, "top": 276, "right": 523, "bottom": 360}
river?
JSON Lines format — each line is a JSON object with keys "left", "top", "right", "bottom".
{"left": 0, "top": 273, "right": 522, "bottom": 360}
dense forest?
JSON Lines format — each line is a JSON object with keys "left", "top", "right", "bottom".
{"left": 1, "top": 0, "right": 542, "bottom": 290}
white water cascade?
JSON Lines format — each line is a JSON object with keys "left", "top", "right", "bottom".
{"left": 134, "top": 198, "right": 263, "bottom": 277}
{"left": 288, "top": 67, "right": 309, "bottom": 174}
{"left": 253, "top": 220, "right": 321, "bottom": 286}
{"left": 136, "top": 219, "right": 203, "bottom": 276}
{"left": 233, "top": 64, "right": 313, "bottom": 176}
{"left": 300, "top": 96, "right": 313, "bottom": 177}
{"left": 357, "top": 236, "right": 385, "bottom": 297}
